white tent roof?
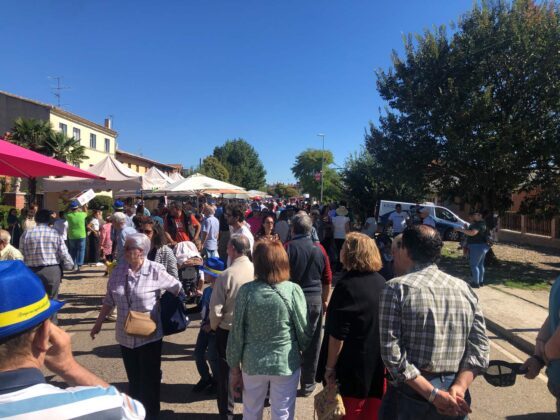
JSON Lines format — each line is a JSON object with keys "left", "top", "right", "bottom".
{"left": 169, "top": 172, "right": 184, "bottom": 182}
{"left": 247, "top": 190, "right": 272, "bottom": 198}
{"left": 42, "top": 155, "right": 143, "bottom": 192}
{"left": 163, "top": 173, "right": 246, "bottom": 194}
{"left": 143, "top": 166, "right": 173, "bottom": 190}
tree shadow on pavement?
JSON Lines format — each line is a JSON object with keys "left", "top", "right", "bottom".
{"left": 506, "top": 413, "right": 557, "bottom": 419}
{"left": 73, "top": 343, "right": 122, "bottom": 359}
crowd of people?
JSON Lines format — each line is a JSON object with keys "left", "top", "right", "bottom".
{"left": 0, "top": 196, "right": 558, "bottom": 420}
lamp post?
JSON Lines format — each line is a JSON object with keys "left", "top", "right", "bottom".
{"left": 317, "top": 133, "right": 325, "bottom": 203}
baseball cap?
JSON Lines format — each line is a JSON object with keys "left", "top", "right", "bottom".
{"left": 200, "top": 257, "right": 225, "bottom": 277}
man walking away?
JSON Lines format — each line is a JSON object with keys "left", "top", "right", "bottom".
{"left": 285, "top": 213, "right": 329, "bottom": 397}
{"left": 201, "top": 204, "right": 220, "bottom": 259}
{"left": 66, "top": 201, "right": 88, "bottom": 272}
{"left": 210, "top": 235, "right": 254, "bottom": 420}
{"left": 379, "top": 225, "right": 489, "bottom": 419}
{"left": 19, "top": 209, "right": 74, "bottom": 324}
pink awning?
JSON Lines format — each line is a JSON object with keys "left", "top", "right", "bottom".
{"left": 0, "top": 139, "right": 103, "bottom": 179}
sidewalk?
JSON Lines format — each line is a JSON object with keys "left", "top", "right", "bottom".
{"left": 477, "top": 285, "right": 549, "bottom": 355}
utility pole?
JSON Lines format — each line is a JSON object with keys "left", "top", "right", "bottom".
{"left": 48, "top": 76, "right": 70, "bottom": 107}
{"left": 317, "top": 133, "right": 325, "bottom": 203}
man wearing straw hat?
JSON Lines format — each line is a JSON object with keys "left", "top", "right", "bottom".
{"left": 0, "top": 260, "right": 145, "bottom": 419}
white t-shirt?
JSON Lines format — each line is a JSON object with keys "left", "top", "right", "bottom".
{"left": 362, "top": 217, "right": 377, "bottom": 238}
{"left": 53, "top": 219, "right": 68, "bottom": 240}
{"left": 389, "top": 211, "right": 408, "bottom": 233}
{"left": 89, "top": 218, "right": 100, "bottom": 232}
{"left": 332, "top": 216, "right": 350, "bottom": 239}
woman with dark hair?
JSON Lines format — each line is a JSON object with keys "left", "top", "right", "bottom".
{"left": 255, "top": 214, "right": 279, "bottom": 242}
{"left": 227, "top": 240, "right": 310, "bottom": 420}
{"left": 6, "top": 208, "right": 22, "bottom": 248}
{"left": 86, "top": 209, "right": 102, "bottom": 266}
{"left": 317, "top": 232, "right": 386, "bottom": 420}
{"left": 139, "top": 218, "right": 179, "bottom": 279}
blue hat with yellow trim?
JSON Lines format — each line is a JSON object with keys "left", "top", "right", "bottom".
{"left": 0, "top": 261, "right": 64, "bottom": 339}
{"left": 200, "top": 257, "right": 225, "bottom": 277}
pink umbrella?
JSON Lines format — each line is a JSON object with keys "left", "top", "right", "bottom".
{"left": 0, "top": 139, "right": 103, "bottom": 179}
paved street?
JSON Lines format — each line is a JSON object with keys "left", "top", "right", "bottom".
{"left": 55, "top": 267, "right": 558, "bottom": 419}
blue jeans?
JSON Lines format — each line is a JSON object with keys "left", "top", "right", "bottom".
{"left": 194, "top": 327, "right": 218, "bottom": 381}
{"left": 68, "top": 238, "right": 86, "bottom": 268}
{"left": 379, "top": 373, "right": 471, "bottom": 420}
{"left": 468, "top": 243, "right": 490, "bottom": 286}
{"left": 205, "top": 248, "right": 218, "bottom": 259}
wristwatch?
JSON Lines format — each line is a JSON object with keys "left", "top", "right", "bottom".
{"left": 428, "top": 387, "right": 439, "bottom": 403}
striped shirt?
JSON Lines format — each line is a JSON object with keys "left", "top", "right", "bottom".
{"left": 103, "top": 259, "right": 182, "bottom": 349}
{"left": 0, "top": 368, "right": 145, "bottom": 419}
{"left": 379, "top": 264, "right": 489, "bottom": 383}
{"left": 19, "top": 224, "right": 74, "bottom": 270}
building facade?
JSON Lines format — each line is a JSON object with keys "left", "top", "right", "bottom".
{"left": 0, "top": 91, "right": 117, "bottom": 169}
{"left": 116, "top": 150, "right": 177, "bottom": 175}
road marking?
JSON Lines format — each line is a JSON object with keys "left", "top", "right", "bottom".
{"left": 490, "top": 339, "right": 548, "bottom": 383}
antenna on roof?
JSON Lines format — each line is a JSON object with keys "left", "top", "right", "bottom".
{"left": 48, "top": 76, "right": 70, "bottom": 108}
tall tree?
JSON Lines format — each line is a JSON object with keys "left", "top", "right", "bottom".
{"left": 213, "top": 139, "right": 266, "bottom": 190}
{"left": 291, "top": 149, "right": 341, "bottom": 202}
{"left": 367, "top": 0, "right": 560, "bottom": 213}
{"left": 267, "top": 183, "right": 299, "bottom": 198}
{"left": 341, "top": 149, "right": 382, "bottom": 218}
{"left": 198, "top": 156, "right": 229, "bottom": 181}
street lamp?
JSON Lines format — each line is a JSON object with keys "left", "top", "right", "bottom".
{"left": 317, "top": 133, "right": 325, "bottom": 203}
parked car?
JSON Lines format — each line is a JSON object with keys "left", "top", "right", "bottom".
{"left": 377, "top": 200, "right": 468, "bottom": 241}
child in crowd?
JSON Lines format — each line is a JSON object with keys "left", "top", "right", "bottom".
{"left": 190, "top": 257, "right": 224, "bottom": 393}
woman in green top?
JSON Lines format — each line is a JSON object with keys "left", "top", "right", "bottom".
{"left": 227, "top": 240, "right": 310, "bottom": 420}
{"left": 456, "top": 211, "right": 489, "bottom": 288}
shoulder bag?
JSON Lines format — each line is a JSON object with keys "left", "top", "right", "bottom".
{"left": 123, "top": 275, "right": 157, "bottom": 337}
{"left": 160, "top": 291, "right": 190, "bottom": 336}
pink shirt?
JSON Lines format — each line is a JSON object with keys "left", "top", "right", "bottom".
{"left": 247, "top": 216, "right": 262, "bottom": 236}
{"left": 100, "top": 223, "right": 113, "bottom": 256}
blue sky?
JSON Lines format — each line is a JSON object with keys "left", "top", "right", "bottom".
{"left": 2, "top": 0, "right": 473, "bottom": 183}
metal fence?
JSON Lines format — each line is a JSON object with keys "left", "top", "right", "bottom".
{"left": 501, "top": 212, "right": 522, "bottom": 232}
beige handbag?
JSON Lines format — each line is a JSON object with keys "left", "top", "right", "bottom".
{"left": 314, "top": 384, "right": 346, "bottom": 420}
{"left": 123, "top": 275, "right": 157, "bottom": 337}
{"left": 124, "top": 310, "right": 157, "bottom": 337}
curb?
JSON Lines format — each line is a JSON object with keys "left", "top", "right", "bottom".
{"left": 484, "top": 316, "right": 535, "bottom": 356}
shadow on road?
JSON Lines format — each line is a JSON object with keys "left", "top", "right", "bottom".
{"left": 506, "top": 413, "right": 557, "bottom": 419}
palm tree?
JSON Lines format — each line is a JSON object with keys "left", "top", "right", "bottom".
{"left": 46, "top": 131, "right": 89, "bottom": 166}
{"left": 8, "top": 118, "right": 53, "bottom": 205}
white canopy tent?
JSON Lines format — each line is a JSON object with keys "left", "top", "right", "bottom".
{"left": 169, "top": 172, "right": 184, "bottom": 182}
{"left": 162, "top": 173, "right": 246, "bottom": 195}
{"left": 247, "top": 190, "right": 272, "bottom": 199}
{"left": 114, "top": 166, "right": 174, "bottom": 198}
{"left": 42, "top": 155, "right": 143, "bottom": 192}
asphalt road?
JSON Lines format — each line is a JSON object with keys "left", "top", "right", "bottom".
{"left": 53, "top": 267, "right": 558, "bottom": 419}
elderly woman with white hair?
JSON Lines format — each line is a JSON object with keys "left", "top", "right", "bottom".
{"left": 0, "top": 229, "right": 23, "bottom": 261}
{"left": 90, "top": 233, "right": 182, "bottom": 419}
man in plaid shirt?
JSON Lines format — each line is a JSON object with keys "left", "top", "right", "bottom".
{"left": 379, "top": 225, "right": 489, "bottom": 419}
{"left": 20, "top": 209, "right": 74, "bottom": 324}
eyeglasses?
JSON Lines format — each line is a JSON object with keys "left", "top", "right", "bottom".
{"left": 264, "top": 221, "right": 274, "bottom": 225}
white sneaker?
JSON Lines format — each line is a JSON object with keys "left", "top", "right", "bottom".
{"left": 96, "top": 262, "right": 104, "bottom": 267}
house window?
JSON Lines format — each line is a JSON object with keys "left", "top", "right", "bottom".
{"left": 128, "top": 163, "right": 131, "bottom": 168}
{"left": 105, "top": 138, "right": 110, "bottom": 153}
{"left": 59, "top": 123, "right": 67, "bottom": 135}
{"left": 90, "top": 133, "right": 96, "bottom": 149}
{"left": 73, "top": 128, "right": 81, "bottom": 141}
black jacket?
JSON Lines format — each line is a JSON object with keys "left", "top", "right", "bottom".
{"left": 285, "top": 235, "right": 325, "bottom": 296}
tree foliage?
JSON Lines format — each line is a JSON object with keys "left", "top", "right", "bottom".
{"left": 213, "top": 139, "right": 266, "bottom": 190}
{"left": 199, "top": 156, "right": 229, "bottom": 182}
{"left": 46, "top": 132, "right": 89, "bottom": 166}
{"left": 267, "top": 183, "right": 299, "bottom": 198}
{"left": 291, "top": 149, "right": 341, "bottom": 202}
{"left": 363, "top": 0, "right": 560, "bottom": 213}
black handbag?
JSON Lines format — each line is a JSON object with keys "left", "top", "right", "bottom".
{"left": 160, "top": 291, "right": 190, "bottom": 336}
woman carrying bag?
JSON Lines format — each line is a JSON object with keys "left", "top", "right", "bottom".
{"left": 227, "top": 240, "right": 310, "bottom": 420}
{"left": 90, "top": 233, "right": 182, "bottom": 419}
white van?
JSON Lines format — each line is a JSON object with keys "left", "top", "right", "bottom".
{"left": 377, "top": 200, "right": 468, "bottom": 240}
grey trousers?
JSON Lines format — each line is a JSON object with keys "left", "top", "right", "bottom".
{"left": 300, "top": 293, "right": 323, "bottom": 392}
{"left": 31, "top": 265, "right": 62, "bottom": 324}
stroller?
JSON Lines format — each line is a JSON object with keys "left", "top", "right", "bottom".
{"left": 179, "top": 259, "right": 203, "bottom": 305}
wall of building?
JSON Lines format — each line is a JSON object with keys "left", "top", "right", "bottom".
{"left": 0, "top": 93, "right": 50, "bottom": 135}
{"left": 49, "top": 113, "right": 116, "bottom": 169}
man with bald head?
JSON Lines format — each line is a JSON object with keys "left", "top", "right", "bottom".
{"left": 379, "top": 225, "right": 489, "bottom": 420}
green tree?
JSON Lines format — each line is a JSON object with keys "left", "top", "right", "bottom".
{"left": 8, "top": 118, "right": 53, "bottom": 205}
{"left": 198, "top": 156, "right": 229, "bottom": 181}
{"left": 367, "top": 0, "right": 560, "bottom": 213}
{"left": 213, "top": 139, "right": 266, "bottom": 190}
{"left": 267, "top": 183, "right": 299, "bottom": 198}
{"left": 46, "top": 132, "right": 89, "bottom": 166}
{"left": 291, "top": 149, "right": 341, "bottom": 202}
{"left": 341, "top": 149, "right": 382, "bottom": 218}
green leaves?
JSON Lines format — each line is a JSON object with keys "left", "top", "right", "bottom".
{"left": 212, "top": 139, "right": 267, "bottom": 190}
{"left": 291, "top": 149, "right": 341, "bottom": 202}
{"left": 198, "top": 156, "right": 229, "bottom": 182}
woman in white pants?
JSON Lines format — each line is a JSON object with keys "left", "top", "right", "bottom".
{"left": 226, "top": 240, "right": 310, "bottom": 420}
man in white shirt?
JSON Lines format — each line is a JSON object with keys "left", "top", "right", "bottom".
{"left": 225, "top": 204, "right": 254, "bottom": 265}
{"left": 388, "top": 204, "right": 409, "bottom": 237}
{"left": 53, "top": 211, "right": 68, "bottom": 241}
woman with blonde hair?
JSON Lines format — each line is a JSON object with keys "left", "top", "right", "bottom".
{"left": 317, "top": 232, "right": 386, "bottom": 420}
{"left": 227, "top": 240, "right": 310, "bottom": 420}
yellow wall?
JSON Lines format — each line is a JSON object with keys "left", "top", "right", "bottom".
{"left": 49, "top": 113, "right": 116, "bottom": 169}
